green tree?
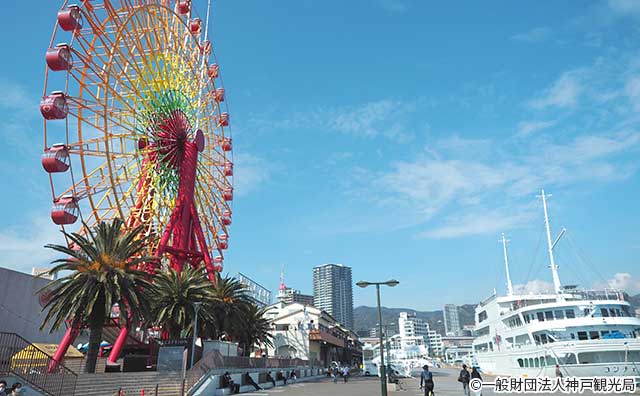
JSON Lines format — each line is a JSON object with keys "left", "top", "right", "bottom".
{"left": 203, "top": 274, "right": 252, "bottom": 340}
{"left": 234, "top": 304, "right": 273, "bottom": 357}
{"left": 40, "top": 219, "right": 154, "bottom": 373}
{"left": 148, "top": 266, "right": 214, "bottom": 339}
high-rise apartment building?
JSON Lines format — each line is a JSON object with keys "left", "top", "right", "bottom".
{"left": 312, "top": 263, "right": 353, "bottom": 329}
{"left": 443, "top": 304, "right": 461, "bottom": 336}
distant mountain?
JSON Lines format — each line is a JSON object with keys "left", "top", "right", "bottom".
{"left": 354, "top": 294, "right": 640, "bottom": 336}
{"left": 625, "top": 293, "right": 640, "bottom": 312}
{"left": 353, "top": 304, "right": 476, "bottom": 335}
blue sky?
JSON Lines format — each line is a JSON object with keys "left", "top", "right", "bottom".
{"left": 1, "top": 0, "right": 639, "bottom": 310}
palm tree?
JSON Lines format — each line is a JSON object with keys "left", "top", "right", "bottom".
{"left": 148, "top": 266, "right": 214, "bottom": 339}
{"left": 203, "top": 274, "right": 252, "bottom": 340}
{"left": 40, "top": 219, "right": 154, "bottom": 373}
{"left": 233, "top": 304, "right": 273, "bottom": 357}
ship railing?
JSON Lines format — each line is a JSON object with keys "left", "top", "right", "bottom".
{"left": 563, "top": 288, "right": 625, "bottom": 301}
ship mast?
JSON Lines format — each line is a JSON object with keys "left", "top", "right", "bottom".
{"left": 501, "top": 233, "right": 514, "bottom": 296}
{"left": 540, "top": 189, "right": 562, "bottom": 294}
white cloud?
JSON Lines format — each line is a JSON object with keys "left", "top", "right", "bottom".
{"left": 517, "top": 120, "right": 556, "bottom": 137}
{"left": 624, "top": 75, "right": 640, "bottom": 109}
{"left": 529, "top": 71, "right": 583, "bottom": 109}
{"left": 511, "top": 27, "right": 553, "bottom": 43}
{"left": 328, "top": 100, "right": 415, "bottom": 141}
{"left": 233, "top": 153, "right": 270, "bottom": 197}
{"left": 247, "top": 99, "right": 417, "bottom": 142}
{"left": 595, "top": 272, "right": 640, "bottom": 294}
{"left": 350, "top": 130, "right": 640, "bottom": 238}
{"left": 0, "top": 216, "right": 65, "bottom": 274}
{"left": 419, "top": 208, "right": 535, "bottom": 239}
{"left": 608, "top": 0, "right": 640, "bottom": 16}
{"left": 514, "top": 279, "right": 555, "bottom": 294}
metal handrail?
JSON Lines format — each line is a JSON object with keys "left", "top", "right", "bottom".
{"left": 0, "top": 332, "right": 78, "bottom": 396}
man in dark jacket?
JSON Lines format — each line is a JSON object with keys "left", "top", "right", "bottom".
{"left": 420, "top": 365, "right": 434, "bottom": 396}
{"left": 459, "top": 364, "right": 470, "bottom": 396}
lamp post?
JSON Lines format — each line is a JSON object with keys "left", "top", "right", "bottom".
{"left": 378, "top": 323, "right": 395, "bottom": 377}
{"left": 356, "top": 279, "right": 399, "bottom": 396}
{"left": 190, "top": 301, "right": 203, "bottom": 368}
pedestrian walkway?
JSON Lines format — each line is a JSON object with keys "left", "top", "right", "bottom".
{"left": 241, "top": 368, "right": 640, "bottom": 396}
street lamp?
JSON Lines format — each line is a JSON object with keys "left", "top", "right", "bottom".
{"left": 190, "top": 301, "right": 203, "bottom": 368}
{"left": 376, "top": 322, "right": 395, "bottom": 377}
{"left": 357, "top": 279, "right": 399, "bottom": 396}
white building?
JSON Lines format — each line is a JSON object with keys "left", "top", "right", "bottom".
{"left": 264, "top": 302, "right": 362, "bottom": 367}
{"left": 397, "top": 312, "right": 444, "bottom": 356}
{"left": 399, "top": 312, "right": 429, "bottom": 338}
{"left": 427, "top": 330, "right": 444, "bottom": 356}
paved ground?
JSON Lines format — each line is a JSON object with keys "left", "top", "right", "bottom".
{"left": 238, "top": 368, "right": 639, "bottom": 396}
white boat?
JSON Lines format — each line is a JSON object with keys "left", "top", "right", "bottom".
{"left": 473, "top": 190, "right": 640, "bottom": 378}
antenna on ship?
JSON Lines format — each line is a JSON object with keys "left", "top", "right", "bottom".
{"left": 538, "top": 189, "right": 566, "bottom": 294}
{"left": 501, "top": 233, "right": 514, "bottom": 296}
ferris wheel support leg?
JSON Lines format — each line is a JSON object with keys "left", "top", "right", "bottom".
{"left": 108, "top": 326, "right": 130, "bottom": 364}
{"left": 190, "top": 203, "right": 217, "bottom": 284}
{"left": 156, "top": 203, "right": 181, "bottom": 258}
{"left": 49, "top": 325, "right": 80, "bottom": 373}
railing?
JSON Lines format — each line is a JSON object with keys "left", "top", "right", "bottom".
{"left": 0, "top": 332, "right": 77, "bottom": 396}
{"left": 184, "top": 351, "right": 321, "bottom": 394}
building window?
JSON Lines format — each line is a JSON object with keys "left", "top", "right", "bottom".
{"left": 583, "top": 308, "right": 591, "bottom": 316}
{"left": 589, "top": 331, "right": 600, "bottom": 340}
{"left": 577, "top": 331, "right": 588, "bottom": 341}
{"left": 601, "top": 308, "right": 609, "bottom": 317}
{"left": 554, "top": 310, "right": 564, "bottom": 320}
{"left": 478, "top": 311, "right": 488, "bottom": 322}
{"left": 517, "top": 358, "right": 523, "bottom": 368}
{"left": 545, "top": 311, "right": 554, "bottom": 321}
{"left": 537, "top": 312, "right": 545, "bottom": 322}
{"left": 565, "top": 310, "right": 575, "bottom": 319}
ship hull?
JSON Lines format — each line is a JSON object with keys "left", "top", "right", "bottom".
{"left": 475, "top": 339, "right": 640, "bottom": 378}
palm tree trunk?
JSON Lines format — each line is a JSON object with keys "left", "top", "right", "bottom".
{"left": 85, "top": 298, "right": 106, "bottom": 373}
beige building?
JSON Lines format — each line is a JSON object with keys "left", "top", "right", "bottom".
{"left": 264, "top": 302, "right": 362, "bottom": 367}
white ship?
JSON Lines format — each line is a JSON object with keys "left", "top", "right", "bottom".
{"left": 473, "top": 190, "right": 640, "bottom": 378}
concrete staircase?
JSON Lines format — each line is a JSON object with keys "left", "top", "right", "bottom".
{"left": 75, "top": 371, "right": 186, "bottom": 396}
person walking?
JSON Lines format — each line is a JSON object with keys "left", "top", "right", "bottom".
{"left": 342, "top": 366, "right": 350, "bottom": 383}
{"left": 555, "top": 364, "right": 563, "bottom": 378}
{"left": 0, "top": 380, "right": 7, "bottom": 396}
{"left": 458, "top": 364, "right": 470, "bottom": 396}
{"left": 332, "top": 366, "right": 339, "bottom": 384}
{"left": 471, "top": 367, "right": 482, "bottom": 396}
{"left": 420, "top": 365, "right": 434, "bottom": 396}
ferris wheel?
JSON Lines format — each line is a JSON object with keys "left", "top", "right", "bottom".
{"left": 41, "top": 0, "right": 233, "bottom": 282}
